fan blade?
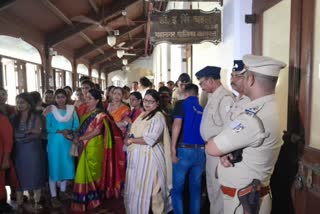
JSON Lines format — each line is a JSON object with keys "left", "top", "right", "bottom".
{"left": 88, "top": 0, "right": 99, "bottom": 14}
{"left": 71, "top": 16, "right": 99, "bottom": 25}
{"left": 115, "top": 46, "right": 133, "bottom": 50}
{"left": 124, "top": 53, "right": 136, "bottom": 56}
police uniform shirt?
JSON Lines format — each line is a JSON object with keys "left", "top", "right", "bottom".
{"left": 214, "top": 94, "right": 283, "bottom": 188}
{"left": 227, "top": 95, "right": 251, "bottom": 121}
{"left": 200, "top": 85, "right": 234, "bottom": 141}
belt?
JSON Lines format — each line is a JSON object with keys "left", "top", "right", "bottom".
{"left": 221, "top": 185, "right": 270, "bottom": 198}
{"left": 178, "top": 144, "right": 205, "bottom": 149}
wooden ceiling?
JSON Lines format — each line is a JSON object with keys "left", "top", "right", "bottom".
{"left": 0, "top": 0, "right": 167, "bottom": 74}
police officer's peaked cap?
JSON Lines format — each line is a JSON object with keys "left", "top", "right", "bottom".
{"left": 195, "top": 66, "right": 221, "bottom": 80}
{"left": 232, "top": 60, "right": 246, "bottom": 73}
{"left": 243, "top": 54, "right": 286, "bottom": 77}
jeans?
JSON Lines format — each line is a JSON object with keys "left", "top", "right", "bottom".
{"left": 172, "top": 147, "right": 205, "bottom": 214}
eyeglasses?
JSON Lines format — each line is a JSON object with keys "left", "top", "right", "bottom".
{"left": 143, "top": 99, "right": 156, "bottom": 104}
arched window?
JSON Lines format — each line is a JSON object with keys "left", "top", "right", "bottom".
{"left": 0, "top": 35, "right": 42, "bottom": 105}
{"left": 91, "top": 69, "right": 99, "bottom": 84}
{"left": 77, "top": 64, "right": 88, "bottom": 86}
{"left": 51, "top": 55, "right": 72, "bottom": 89}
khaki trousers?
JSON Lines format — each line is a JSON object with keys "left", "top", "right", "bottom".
{"left": 206, "top": 154, "right": 224, "bottom": 214}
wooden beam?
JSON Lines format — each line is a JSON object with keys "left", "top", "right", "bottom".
{"left": 92, "top": 37, "right": 145, "bottom": 65}
{"left": 42, "top": 0, "right": 73, "bottom": 25}
{"left": 252, "top": 0, "right": 282, "bottom": 14}
{"left": 46, "top": 0, "right": 138, "bottom": 47}
{"left": 75, "top": 22, "right": 146, "bottom": 59}
{"left": 42, "top": 0, "right": 104, "bottom": 54}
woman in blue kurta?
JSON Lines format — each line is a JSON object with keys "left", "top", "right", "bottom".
{"left": 46, "top": 89, "right": 79, "bottom": 206}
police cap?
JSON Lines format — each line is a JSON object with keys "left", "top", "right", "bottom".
{"left": 232, "top": 60, "right": 245, "bottom": 74}
{"left": 195, "top": 66, "right": 221, "bottom": 80}
{"left": 243, "top": 54, "right": 286, "bottom": 77}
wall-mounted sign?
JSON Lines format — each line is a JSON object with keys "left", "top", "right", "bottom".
{"left": 150, "top": 9, "right": 222, "bottom": 45}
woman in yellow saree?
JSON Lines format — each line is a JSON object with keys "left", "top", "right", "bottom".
{"left": 70, "top": 89, "right": 113, "bottom": 213}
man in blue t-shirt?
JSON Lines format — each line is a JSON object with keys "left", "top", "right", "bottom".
{"left": 171, "top": 83, "right": 205, "bottom": 214}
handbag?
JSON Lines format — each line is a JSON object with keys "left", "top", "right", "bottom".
{"left": 69, "top": 143, "right": 79, "bottom": 157}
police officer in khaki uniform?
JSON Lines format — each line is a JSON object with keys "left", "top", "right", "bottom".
{"left": 228, "top": 60, "right": 251, "bottom": 121}
{"left": 196, "top": 66, "right": 234, "bottom": 214}
{"left": 205, "top": 55, "right": 286, "bottom": 214}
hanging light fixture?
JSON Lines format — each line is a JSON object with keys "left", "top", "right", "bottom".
{"left": 122, "top": 58, "right": 128, "bottom": 65}
{"left": 107, "top": 35, "right": 116, "bottom": 47}
{"left": 117, "top": 50, "right": 125, "bottom": 58}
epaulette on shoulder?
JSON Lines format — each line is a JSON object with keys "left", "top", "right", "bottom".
{"left": 244, "top": 106, "right": 262, "bottom": 116}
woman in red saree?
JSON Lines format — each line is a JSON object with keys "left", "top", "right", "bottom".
{"left": 106, "top": 87, "right": 130, "bottom": 198}
{"left": 70, "top": 89, "right": 113, "bottom": 212}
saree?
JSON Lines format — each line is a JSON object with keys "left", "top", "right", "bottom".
{"left": 104, "top": 113, "right": 125, "bottom": 197}
{"left": 71, "top": 110, "right": 114, "bottom": 212}
{"left": 124, "top": 112, "right": 172, "bottom": 214}
{"left": 107, "top": 104, "right": 130, "bottom": 196}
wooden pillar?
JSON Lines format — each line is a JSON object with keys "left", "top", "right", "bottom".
{"left": 88, "top": 64, "right": 92, "bottom": 79}
{"left": 72, "top": 59, "right": 77, "bottom": 89}
{"left": 52, "top": 68, "right": 56, "bottom": 90}
{"left": 43, "top": 45, "right": 52, "bottom": 91}
{"left": 40, "top": 65, "right": 45, "bottom": 93}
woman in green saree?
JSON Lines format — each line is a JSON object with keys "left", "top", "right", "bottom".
{"left": 70, "top": 89, "right": 113, "bottom": 212}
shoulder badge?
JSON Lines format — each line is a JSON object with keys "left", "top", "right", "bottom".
{"left": 244, "top": 106, "right": 261, "bottom": 116}
{"left": 229, "top": 120, "right": 245, "bottom": 133}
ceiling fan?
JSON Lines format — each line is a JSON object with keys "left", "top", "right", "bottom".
{"left": 71, "top": 0, "right": 135, "bottom": 33}
{"left": 116, "top": 49, "right": 136, "bottom": 58}
{"left": 113, "top": 42, "right": 134, "bottom": 50}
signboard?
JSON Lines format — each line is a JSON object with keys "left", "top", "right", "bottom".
{"left": 150, "top": 9, "right": 222, "bottom": 45}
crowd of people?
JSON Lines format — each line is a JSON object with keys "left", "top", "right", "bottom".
{"left": 0, "top": 54, "right": 286, "bottom": 214}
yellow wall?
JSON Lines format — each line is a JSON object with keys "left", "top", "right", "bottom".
{"left": 262, "top": 0, "right": 291, "bottom": 140}
{"left": 310, "top": 1, "right": 320, "bottom": 149}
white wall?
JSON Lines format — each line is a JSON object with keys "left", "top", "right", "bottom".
{"left": 192, "top": 0, "right": 252, "bottom": 89}
{"left": 262, "top": 0, "right": 290, "bottom": 144}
